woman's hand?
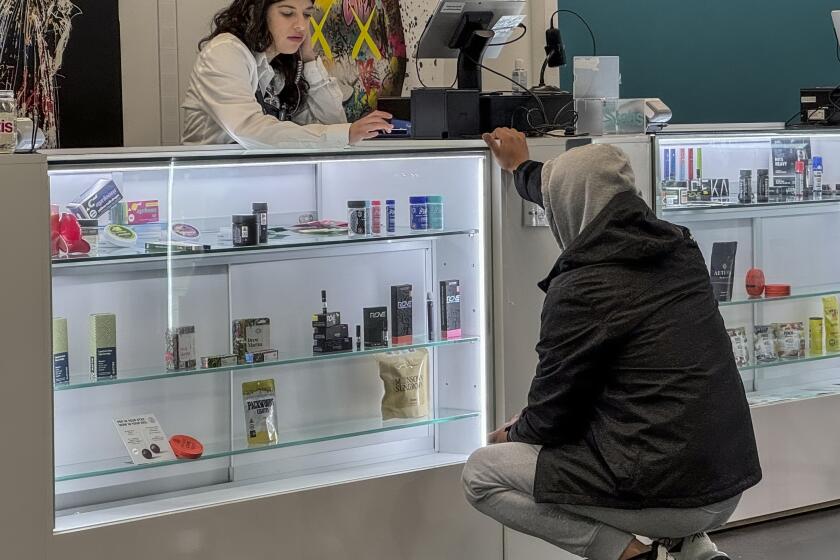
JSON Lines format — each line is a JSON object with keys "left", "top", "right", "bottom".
{"left": 349, "top": 111, "right": 394, "bottom": 144}
{"left": 487, "top": 413, "right": 521, "bottom": 445}
{"left": 483, "top": 127, "right": 530, "bottom": 172}
{"left": 299, "top": 23, "right": 317, "bottom": 63}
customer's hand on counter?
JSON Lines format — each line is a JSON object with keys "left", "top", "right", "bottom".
{"left": 349, "top": 111, "right": 394, "bottom": 144}
{"left": 483, "top": 127, "right": 530, "bottom": 172}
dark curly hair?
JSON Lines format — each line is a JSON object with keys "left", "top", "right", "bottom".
{"left": 200, "top": 0, "right": 312, "bottom": 114}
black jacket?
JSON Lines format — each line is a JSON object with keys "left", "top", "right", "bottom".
{"left": 507, "top": 161, "right": 762, "bottom": 509}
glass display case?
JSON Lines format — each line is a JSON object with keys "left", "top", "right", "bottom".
{"left": 46, "top": 146, "right": 490, "bottom": 531}
{"left": 655, "top": 131, "right": 840, "bottom": 406}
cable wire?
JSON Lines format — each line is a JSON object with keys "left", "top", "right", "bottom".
{"left": 550, "top": 9, "right": 597, "bottom": 56}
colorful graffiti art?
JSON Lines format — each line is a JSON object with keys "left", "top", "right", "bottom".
{"left": 312, "top": 0, "right": 406, "bottom": 120}
{"left": 0, "top": 0, "right": 81, "bottom": 147}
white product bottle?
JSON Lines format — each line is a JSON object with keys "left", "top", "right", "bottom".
{"left": 0, "top": 90, "right": 17, "bottom": 154}
{"left": 512, "top": 59, "right": 528, "bottom": 92}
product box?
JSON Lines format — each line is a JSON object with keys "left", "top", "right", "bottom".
{"left": 233, "top": 318, "right": 271, "bottom": 364}
{"left": 364, "top": 306, "right": 389, "bottom": 349}
{"left": 89, "top": 313, "right": 117, "bottom": 381}
{"left": 313, "top": 338, "right": 354, "bottom": 354}
{"left": 313, "top": 324, "right": 349, "bottom": 341}
{"left": 391, "top": 284, "right": 413, "bottom": 345}
{"left": 67, "top": 179, "right": 123, "bottom": 220}
{"left": 201, "top": 354, "right": 238, "bottom": 369}
{"left": 111, "top": 200, "right": 160, "bottom": 225}
{"left": 439, "top": 280, "right": 463, "bottom": 340}
{"left": 709, "top": 242, "right": 738, "bottom": 302}
{"left": 245, "top": 349, "right": 279, "bottom": 364}
{"left": 165, "top": 326, "right": 196, "bottom": 371}
{"left": 145, "top": 241, "right": 211, "bottom": 254}
{"left": 53, "top": 318, "right": 69, "bottom": 385}
{"left": 709, "top": 179, "right": 730, "bottom": 201}
{"left": 312, "top": 311, "right": 341, "bottom": 329}
{"left": 772, "top": 137, "right": 811, "bottom": 190}
{"left": 113, "top": 414, "right": 173, "bottom": 465}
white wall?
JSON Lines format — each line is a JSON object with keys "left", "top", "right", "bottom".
{"left": 117, "top": 0, "right": 552, "bottom": 147}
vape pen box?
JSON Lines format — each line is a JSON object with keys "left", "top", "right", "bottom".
{"left": 312, "top": 312, "right": 341, "bottom": 328}
{"left": 364, "top": 306, "right": 388, "bottom": 349}
{"left": 67, "top": 179, "right": 123, "bottom": 220}
{"left": 245, "top": 349, "right": 279, "bottom": 364}
{"left": 391, "top": 284, "right": 413, "bottom": 345}
{"left": 440, "top": 280, "right": 463, "bottom": 340}
{"left": 313, "top": 338, "right": 353, "bottom": 353}
{"left": 111, "top": 200, "right": 160, "bottom": 225}
{"left": 89, "top": 314, "right": 117, "bottom": 381}
{"left": 201, "top": 354, "right": 238, "bottom": 369}
{"left": 710, "top": 242, "right": 738, "bottom": 302}
{"left": 165, "top": 326, "right": 196, "bottom": 371}
{"left": 53, "top": 318, "right": 69, "bottom": 385}
{"left": 232, "top": 318, "right": 271, "bottom": 364}
{"left": 313, "top": 324, "right": 349, "bottom": 340}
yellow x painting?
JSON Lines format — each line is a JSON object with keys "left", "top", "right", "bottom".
{"left": 311, "top": 0, "right": 407, "bottom": 119}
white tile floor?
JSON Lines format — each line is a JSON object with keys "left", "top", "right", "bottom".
{"left": 713, "top": 506, "right": 840, "bottom": 560}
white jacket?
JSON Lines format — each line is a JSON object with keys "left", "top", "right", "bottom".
{"left": 182, "top": 33, "right": 351, "bottom": 149}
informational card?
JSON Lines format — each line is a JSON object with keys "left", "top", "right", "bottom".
{"left": 113, "top": 414, "right": 173, "bottom": 465}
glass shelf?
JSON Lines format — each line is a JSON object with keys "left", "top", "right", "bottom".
{"left": 55, "top": 408, "right": 479, "bottom": 482}
{"left": 747, "top": 378, "right": 840, "bottom": 408}
{"left": 660, "top": 196, "right": 840, "bottom": 213}
{"left": 740, "top": 351, "right": 840, "bottom": 372}
{"left": 719, "top": 283, "right": 840, "bottom": 307}
{"left": 54, "top": 336, "right": 480, "bottom": 392}
{"left": 51, "top": 227, "right": 478, "bottom": 269}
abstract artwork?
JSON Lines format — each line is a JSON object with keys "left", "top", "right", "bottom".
{"left": 0, "top": 0, "right": 80, "bottom": 147}
{"left": 313, "top": 0, "right": 408, "bottom": 120}
{"left": 0, "top": 0, "right": 122, "bottom": 148}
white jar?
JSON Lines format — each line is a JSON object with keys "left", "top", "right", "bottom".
{"left": 0, "top": 90, "right": 17, "bottom": 154}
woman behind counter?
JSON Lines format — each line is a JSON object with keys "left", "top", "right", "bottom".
{"left": 182, "top": 0, "right": 393, "bottom": 149}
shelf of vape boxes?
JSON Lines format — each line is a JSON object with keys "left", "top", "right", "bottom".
{"left": 55, "top": 407, "right": 479, "bottom": 482}
{"left": 739, "top": 351, "right": 840, "bottom": 372}
{"left": 719, "top": 284, "right": 840, "bottom": 308}
{"left": 54, "top": 335, "right": 480, "bottom": 392}
{"left": 51, "top": 227, "right": 480, "bottom": 271}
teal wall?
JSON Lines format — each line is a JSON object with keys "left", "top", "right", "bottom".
{"left": 555, "top": 1, "right": 840, "bottom": 124}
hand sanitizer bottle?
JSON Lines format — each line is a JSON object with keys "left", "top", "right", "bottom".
{"left": 512, "top": 59, "right": 528, "bottom": 92}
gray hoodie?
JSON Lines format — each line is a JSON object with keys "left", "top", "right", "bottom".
{"left": 541, "top": 144, "right": 640, "bottom": 253}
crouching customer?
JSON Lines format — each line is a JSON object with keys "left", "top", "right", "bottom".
{"left": 463, "top": 130, "right": 762, "bottom": 560}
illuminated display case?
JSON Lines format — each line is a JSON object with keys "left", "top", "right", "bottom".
{"left": 40, "top": 144, "right": 491, "bottom": 531}
{"left": 655, "top": 130, "right": 840, "bottom": 521}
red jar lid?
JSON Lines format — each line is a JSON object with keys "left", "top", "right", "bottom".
{"left": 765, "top": 284, "right": 791, "bottom": 297}
{"left": 170, "top": 435, "right": 204, "bottom": 460}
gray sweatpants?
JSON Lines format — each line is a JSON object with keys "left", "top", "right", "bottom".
{"left": 462, "top": 443, "right": 741, "bottom": 560}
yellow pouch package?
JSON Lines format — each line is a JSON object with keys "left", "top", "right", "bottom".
{"left": 377, "top": 349, "right": 429, "bottom": 421}
{"left": 242, "top": 379, "right": 278, "bottom": 445}
{"left": 823, "top": 296, "right": 840, "bottom": 353}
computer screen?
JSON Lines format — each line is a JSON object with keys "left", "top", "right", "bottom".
{"left": 416, "top": 0, "right": 526, "bottom": 61}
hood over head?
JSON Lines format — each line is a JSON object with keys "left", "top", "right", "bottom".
{"left": 541, "top": 144, "right": 640, "bottom": 253}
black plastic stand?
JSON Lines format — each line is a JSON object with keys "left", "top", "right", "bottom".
{"left": 449, "top": 12, "right": 494, "bottom": 90}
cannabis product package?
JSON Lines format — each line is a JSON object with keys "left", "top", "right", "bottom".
{"left": 242, "top": 379, "right": 278, "bottom": 445}
{"left": 773, "top": 322, "right": 805, "bottom": 359}
{"left": 377, "top": 348, "right": 429, "bottom": 420}
{"left": 753, "top": 325, "right": 778, "bottom": 363}
{"left": 727, "top": 327, "right": 750, "bottom": 367}
{"left": 823, "top": 296, "right": 840, "bottom": 353}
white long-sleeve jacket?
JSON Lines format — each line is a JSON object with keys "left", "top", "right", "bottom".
{"left": 181, "top": 33, "right": 351, "bottom": 149}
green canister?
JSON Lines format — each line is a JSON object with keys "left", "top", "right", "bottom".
{"left": 427, "top": 195, "right": 444, "bottom": 231}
